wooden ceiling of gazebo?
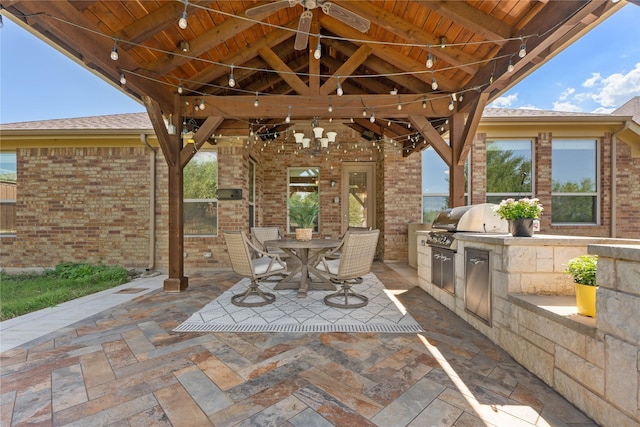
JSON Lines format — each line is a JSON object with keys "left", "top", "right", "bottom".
{"left": 0, "top": 0, "right": 625, "bottom": 157}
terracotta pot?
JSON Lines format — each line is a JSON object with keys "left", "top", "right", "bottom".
{"left": 508, "top": 218, "right": 534, "bottom": 237}
{"left": 295, "top": 228, "right": 313, "bottom": 241}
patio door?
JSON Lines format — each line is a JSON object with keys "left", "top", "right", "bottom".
{"left": 341, "top": 163, "right": 375, "bottom": 234}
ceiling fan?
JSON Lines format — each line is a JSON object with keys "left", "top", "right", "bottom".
{"left": 245, "top": 0, "right": 370, "bottom": 50}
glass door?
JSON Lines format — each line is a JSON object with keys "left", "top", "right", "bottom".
{"left": 341, "top": 163, "right": 375, "bottom": 234}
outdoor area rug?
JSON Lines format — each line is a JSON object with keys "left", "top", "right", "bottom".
{"left": 173, "top": 273, "right": 424, "bottom": 333}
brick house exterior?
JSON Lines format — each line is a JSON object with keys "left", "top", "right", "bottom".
{"left": 1, "top": 103, "right": 639, "bottom": 273}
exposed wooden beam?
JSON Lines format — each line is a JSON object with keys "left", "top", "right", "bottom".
{"left": 179, "top": 116, "right": 223, "bottom": 168}
{"left": 341, "top": 1, "right": 480, "bottom": 75}
{"left": 147, "top": 2, "right": 288, "bottom": 75}
{"left": 115, "top": 1, "right": 183, "bottom": 47}
{"left": 185, "top": 23, "right": 297, "bottom": 92}
{"left": 320, "top": 45, "right": 374, "bottom": 95}
{"left": 143, "top": 96, "right": 177, "bottom": 167}
{"left": 320, "top": 14, "right": 458, "bottom": 92}
{"left": 409, "top": 115, "right": 452, "bottom": 165}
{"left": 259, "top": 46, "right": 309, "bottom": 95}
{"left": 323, "top": 39, "right": 432, "bottom": 94}
{"left": 457, "top": 92, "right": 488, "bottom": 166}
{"left": 193, "top": 94, "right": 450, "bottom": 119}
{"left": 415, "top": 0, "right": 513, "bottom": 43}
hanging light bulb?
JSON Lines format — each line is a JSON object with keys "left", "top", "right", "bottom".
{"left": 507, "top": 57, "right": 514, "bottom": 72}
{"left": 228, "top": 65, "right": 235, "bottom": 88}
{"left": 422, "top": 97, "right": 427, "bottom": 109}
{"left": 178, "top": 1, "right": 188, "bottom": 29}
{"left": 285, "top": 106, "right": 291, "bottom": 123}
{"left": 369, "top": 108, "right": 375, "bottom": 123}
{"left": 314, "top": 37, "right": 322, "bottom": 60}
{"left": 177, "top": 79, "right": 183, "bottom": 94}
{"left": 199, "top": 98, "right": 206, "bottom": 110}
{"left": 119, "top": 73, "right": 126, "bottom": 85}
{"left": 451, "top": 92, "right": 457, "bottom": 102}
{"left": 431, "top": 76, "right": 438, "bottom": 91}
{"left": 336, "top": 77, "right": 343, "bottom": 96}
{"left": 328, "top": 97, "right": 333, "bottom": 112}
{"left": 254, "top": 92, "right": 259, "bottom": 108}
{"left": 448, "top": 99, "right": 454, "bottom": 111}
{"left": 110, "top": 39, "right": 119, "bottom": 61}
{"left": 519, "top": 38, "right": 526, "bottom": 58}
{"left": 397, "top": 96, "right": 402, "bottom": 110}
{"left": 362, "top": 107, "right": 367, "bottom": 117}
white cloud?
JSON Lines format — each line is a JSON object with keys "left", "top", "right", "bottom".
{"left": 583, "top": 73, "right": 602, "bottom": 88}
{"left": 489, "top": 93, "right": 518, "bottom": 108}
{"left": 559, "top": 88, "right": 575, "bottom": 100}
{"left": 591, "top": 63, "right": 640, "bottom": 107}
{"left": 591, "top": 106, "right": 616, "bottom": 114}
{"left": 517, "top": 104, "right": 542, "bottom": 110}
{"left": 552, "top": 101, "right": 582, "bottom": 112}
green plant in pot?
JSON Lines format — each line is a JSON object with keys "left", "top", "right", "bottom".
{"left": 565, "top": 254, "right": 598, "bottom": 318}
{"left": 493, "top": 197, "right": 543, "bottom": 237}
{"left": 288, "top": 193, "right": 318, "bottom": 241}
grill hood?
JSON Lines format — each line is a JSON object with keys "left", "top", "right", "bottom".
{"left": 432, "top": 203, "right": 508, "bottom": 233}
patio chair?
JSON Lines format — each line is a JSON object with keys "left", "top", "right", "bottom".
{"left": 223, "top": 230, "right": 287, "bottom": 307}
{"left": 324, "top": 226, "right": 372, "bottom": 260}
{"left": 315, "top": 229, "right": 380, "bottom": 308}
{"left": 251, "top": 227, "right": 288, "bottom": 258}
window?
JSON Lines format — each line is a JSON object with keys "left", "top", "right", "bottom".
{"left": 0, "top": 153, "right": 17, "bottom": 235}
{"left": 288, "top": 167, "right": 319, "bottom": 232}
{"left": 552, "top": 139, "right": 598, "bottom": 224}
{"left": 421, "top": 146, "right": 468, "bottom": 223}
{"left": 183, "top": 151, "right": 218, "bottom": 236}
{"left": 248, "top": 159, "right": 255, "bottom": 229}
{"left": 485, "top": 140, "right": 533, "bottom": 204}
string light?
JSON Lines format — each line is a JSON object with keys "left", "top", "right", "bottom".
{"left": 119, "top": 73, "right": 126, "bottom": 84}
{"left": 369, "top": 108, "right": 375, "bottom": 123}
{"left": 336, "top": 76, "right": 343, "bottom": 96}
{"left": 177, "top": 79, "right": 183, "bottom": 94}
{"left": 422, "top": 97, "right": 427, "bottom": 109}
{"left": 314, "top": 37, "right": 322, "bottom": 60}
{"left": 285, "top": 106, "right": 291, "bottom": 123}
{"left": 518, "top": 37, "right": 526, "bottom": 58}
{"left": 228, "top": 65, "right": 235, "bottom": 87}
{"left": 397, "top": 96, "right": 402, "bottom": 110}
{"left": 178, "top": 1, "right": 188, "bottom": 29}
{"left": 110, "top": 39, "right": 119, "bottom": 61}
{"left": 425, "top": 45, "right": 434, "bottom": 68}
{"left": 448, "top": 98, "right": 454, "bottom": 111}
{"left": 431, "top": 75, "right": 438, "bottom": 90}
{"left": 199, "top": 98, "right": 206, "bottom": 110}
{"left": 451, "top": 92, "right": 457, "bottom": 102}
{"left": 362, "top": 107, "right": 367, "bottom": 117}
{"left": 507, "top": 57, "right": 514, "bottom": 72}
{"left": 253, "top": 91, "right": 259, "bottom": 107}
{"left": 328, "top": 97, "right": 333, "bottom": 112}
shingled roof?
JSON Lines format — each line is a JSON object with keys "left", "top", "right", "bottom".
{"left": 0, "top": 113, "right": 152, "bottom": 130}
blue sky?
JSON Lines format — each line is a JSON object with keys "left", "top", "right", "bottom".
{"left": 1, "top": 4, "right": 639, "bottom": 124}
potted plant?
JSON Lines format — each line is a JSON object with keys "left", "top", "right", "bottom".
{"left": 288, "top": 193, "right": 319, "bottom": 241}
{"left": 565, "top": 254, "right": 598, "bottom": 317}
{"left": 493, "top": 197, "right": 543, "bottom": 237}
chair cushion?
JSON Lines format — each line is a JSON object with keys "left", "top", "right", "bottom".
{"left": 315, "top": 258, "right": 341, "bottom": 275}
{"left": 252, "top": 256, "right": 286, "bottom": 275}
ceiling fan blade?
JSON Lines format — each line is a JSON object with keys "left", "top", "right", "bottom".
{"left": 294, "top": 10, "right": 313, "bottom": 50}
{"left": 321, "top": 2, "right": 370, "bottom": 33}
{"left": 245, "top": 0, "right": 291, "bottom": 18}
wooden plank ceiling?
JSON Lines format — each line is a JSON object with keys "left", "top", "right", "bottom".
{"left": 0, "top": 0, "right": 623, "bottom": 156}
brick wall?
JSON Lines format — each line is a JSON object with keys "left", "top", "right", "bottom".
{"left": 1, "top": 146, "right": 153, "bottom": 269}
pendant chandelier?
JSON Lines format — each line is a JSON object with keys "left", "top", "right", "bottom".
{"left": 293, "top": 119, "right": 337, "bottom": 150}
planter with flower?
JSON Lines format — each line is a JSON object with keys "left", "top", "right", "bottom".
{"left": 493, "top": 198, "right": 543, "bottom": 237}
{"left": 565, "top": 254, "right": 598, "bottom": 317}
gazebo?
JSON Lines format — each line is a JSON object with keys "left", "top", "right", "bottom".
{"left": 0, "top": 0, "right": 626, "bottom": 291}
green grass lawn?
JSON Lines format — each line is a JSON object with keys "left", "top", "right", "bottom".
{"left": 0, "top": 262, "right": 131, "bottom": 321}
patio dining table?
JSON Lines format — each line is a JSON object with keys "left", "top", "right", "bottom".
{"left": 264, "top": 238, "right": 341, "bottom": 298}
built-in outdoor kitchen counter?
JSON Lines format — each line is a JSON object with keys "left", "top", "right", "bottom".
{"left": 416, "top": 230, "right": 640, "bottom": 427}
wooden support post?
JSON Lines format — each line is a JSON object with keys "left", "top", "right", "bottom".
{"left": 164, "top": 163, "right": 188, "bottom": 292}
{"left": 449, "top": 112, "right": 466, "bottom": 207}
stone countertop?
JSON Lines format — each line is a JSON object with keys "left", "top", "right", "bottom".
{"left": 415, "top": 232, "right": 640, "bottom": 247}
